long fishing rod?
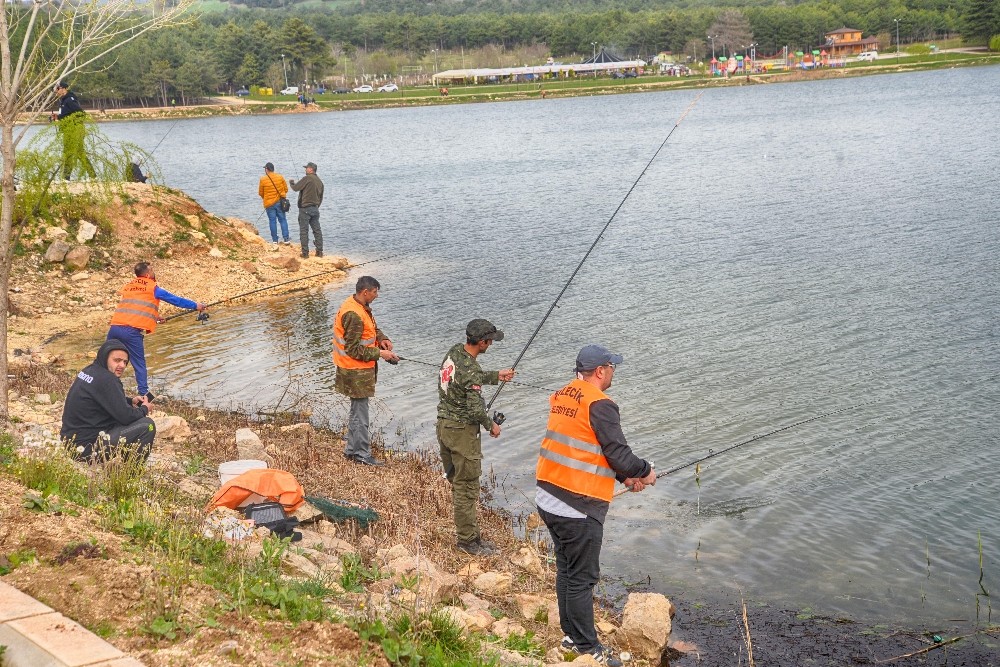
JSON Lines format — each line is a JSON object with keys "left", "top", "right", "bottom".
{"left": 486, "top": 93, "right": 703, "bottom": 411}
{"left": 395, "top": 355, "right": 559, "bottom": 394}
{"left": 162, "top": 249, "right": 416, "bottom": 322}
{"left": 140, "top": 117, "right": 182, "bottom": 165}
{"left": 612, "top": 402, "right": 871, "bottom": 497}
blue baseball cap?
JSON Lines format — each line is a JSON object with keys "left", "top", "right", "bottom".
{"left": 575, "top": 344, "right": 623, "bottom": 372}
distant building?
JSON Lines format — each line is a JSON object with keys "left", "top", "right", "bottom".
{"left": 822, "top": 28, "right": 880, "bottom": 56}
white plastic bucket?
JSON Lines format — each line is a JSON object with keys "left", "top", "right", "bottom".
{"left": 218, "top": 459, "right": 267, "bottom": 485}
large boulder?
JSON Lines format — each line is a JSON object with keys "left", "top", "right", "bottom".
{"left": 509, "top": 546, "right": 544, "bottom": 576}
{"left": 63, "top": 246, "right": 91, "bottom": 271}
{"left": 385, "top": 555, "right": 459, "bottom": 605}
{"left": 44, "top": 226, "right": 69, "bottom": 241}
{"left": 473, "top": 571, "right": 512, "bottom": 595}
{"left": 620, "top": 592, "right": 675, "bottom": 661}
{"left": 153, "top": 414, "right": 191, "bottom": 441}
{"left": 235, "top": 428, "right": 266, "bottom": 460}
{"left": 44, "top": 240, "right": 71, "bottom": 263}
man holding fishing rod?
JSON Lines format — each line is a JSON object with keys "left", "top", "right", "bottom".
{"left": 536, "top": 344, "right": 655, "bottom": 667}
{"left": 107, "top": 262, "right": 206, "bottom": 404}
{"left": 437, "top": 319, "right": 515, "bottom": 556}
{"left": 334, "top": 276, "right": 399, "bottom": 467}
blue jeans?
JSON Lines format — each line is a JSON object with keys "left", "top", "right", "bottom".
{"left": 107, "top": 325, "right": 148, "bottom": 396}
{"left": 265, "top": 202, "right": 290, "bottom": 242}
{"left": 538, "top": 508, "right": 604, "bottom": 653}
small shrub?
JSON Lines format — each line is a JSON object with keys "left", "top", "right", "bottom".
{"left": 990, "top": 35, "right": 1000, "bottom": 52}
{"left": 906, "top": 44, "right": 931, "bottom": 55}
{"left": 0, "top": 549, "right": 37, "bottom": 575}
{"left": 340, "top": 553, "right": 382, "bottom": 592}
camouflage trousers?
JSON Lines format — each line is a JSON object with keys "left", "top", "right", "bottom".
{"left": 437, "top": 418, "right": 482, "bottom": 544}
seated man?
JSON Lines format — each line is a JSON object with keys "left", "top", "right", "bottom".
{"left": 61, "top": 339, "right": 156, "bottom": 461}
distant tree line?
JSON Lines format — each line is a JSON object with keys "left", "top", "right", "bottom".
{"left": 63, "top": 0, "right": 996, "bottom": 108}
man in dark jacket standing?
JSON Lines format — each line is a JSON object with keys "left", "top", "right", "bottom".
{"left": 535, "top": 345, "right": 656, "bottom": 667}
{"left": 61, "top": 339, "right": 156, "bottom": 461}
{"left": 289, "top": 161, "right": 325, "bottom": 258}
{"left": 54, "top": 81, "right": 96, "bottom": 181}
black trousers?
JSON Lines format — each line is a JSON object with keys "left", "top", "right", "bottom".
{"left": 75, "top": 416, "right": 156, "bottom": 461}
{"left": 539, "top": 507, "right": 604, "bottom": 652}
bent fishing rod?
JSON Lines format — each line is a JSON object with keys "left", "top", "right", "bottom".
{"left": 162, "top": 249, "right": 417, "bottom": 322}
{"left": 612, "top": 402, "right": 871, "bottom": 497}
{"left": 486, "top": 93, "right": 703, "bottom": 413}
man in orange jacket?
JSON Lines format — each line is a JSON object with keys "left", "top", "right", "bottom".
{"left": 258, "top": 162, "right": 290, "bottom": 246}
{"left": 535, "top": 345, "right": 656, "bottom": 667}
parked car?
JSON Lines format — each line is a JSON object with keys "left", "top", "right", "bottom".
{"left": 857, "top": 51, "right": 878, "bottom": 61}
{"left": 280, "top": 86, "right": 299, "bottom": 95}
{"left": 314, "top": 86, "right": 326, "bottom": 94}
{"left": 235, "top": 87, "right": 250, "bottom": 97}
{"left": 377, "top": 83, "right": 399, "bottom": 93}
{"left": 353, "top": 84, "right": 373, "bottom": 93}
{"left": 333, "top": 87, "right": 350, "bottom": 94}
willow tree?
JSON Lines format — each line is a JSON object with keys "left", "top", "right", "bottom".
{"left": 0, "top": 0, "right": 193, "bottom": 423}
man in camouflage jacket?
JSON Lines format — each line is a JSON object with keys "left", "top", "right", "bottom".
{"left": 437, "top": 318, "right": 515, "bottom": 555}
{"left": 334, "top": 276, "right": 399, "bottom": 466}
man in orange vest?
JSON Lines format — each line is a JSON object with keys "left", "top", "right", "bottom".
{"left": 333, "top": 276, "right": 399, "bottom": 466}
{"left": 535, "top": 344, "right": 656, "bottom": 667}
{"left": 107, "top": 262, "right": 206, "bottom": 403}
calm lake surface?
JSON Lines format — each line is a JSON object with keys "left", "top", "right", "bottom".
{"left": 98, "top": 66, "right": 1000, "bottom": 624}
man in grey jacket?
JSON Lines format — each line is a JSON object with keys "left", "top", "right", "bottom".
{"left": 289, "top": 161, "right": 325, "bottom": 258}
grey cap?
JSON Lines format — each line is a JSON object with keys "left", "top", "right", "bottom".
{"left": 575, "top": 344, "right": 623, "bottom": 372}
{"left": 466, "top": 318, "right": 504, "bottom": 343}
{"left": 303, "top": 162, "right": 318, "bottom": 171}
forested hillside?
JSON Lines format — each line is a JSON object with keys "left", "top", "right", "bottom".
{"left": 57, "top": 0, "right": 998, "bottom": 108}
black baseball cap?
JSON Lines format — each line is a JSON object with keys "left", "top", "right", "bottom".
{"left": 467, "top": 318, "right": 504, "bottom": 342}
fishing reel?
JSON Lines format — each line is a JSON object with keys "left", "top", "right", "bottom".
{"left": 492, "top": 411, "right": 506, "bottom": 426}
{"left": 196, "top": 311, "right": 210, "bottom": 323}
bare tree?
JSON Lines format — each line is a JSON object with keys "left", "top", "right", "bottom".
{"left": 0, "top": 0, "right": 193, "bottom": 423}
{"left": 708, "top": 10, "right": 753, "bottom": 59}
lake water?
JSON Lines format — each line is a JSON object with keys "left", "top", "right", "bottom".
{"left": 96, "top": 66, "right": 1000, "bottom": 625}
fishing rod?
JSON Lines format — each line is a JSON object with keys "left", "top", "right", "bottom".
{"left": 486, "top": 93, "right": 703, "bottom": 413}
{"left": 395, "top": 355, "right": 559, "bottom": 394}
{"left": 612, "top": 402, "right": 871, "bottom": 497}
{"left": 162, "top": 249, "right": 416, "bottom": 322}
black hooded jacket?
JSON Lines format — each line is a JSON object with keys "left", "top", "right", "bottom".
{"left": 61, "top": 339, "right": 149, "bottom": 447}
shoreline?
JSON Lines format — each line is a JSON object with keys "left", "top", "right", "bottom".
{"left": 24, "top": 53, "right": 1000, "bottom": 125}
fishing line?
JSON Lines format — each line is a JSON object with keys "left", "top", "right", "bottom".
{"left": 486, "top": 93, "right": 702, "bottom": 411}
{"left": 396, "top": 355, "right": 559, "bottom": 394}
{"left": 162, "top": 249, "right": 419, "bottom": 322}
{"left": 612, "top": 401, "right": 873, "bottom": 497}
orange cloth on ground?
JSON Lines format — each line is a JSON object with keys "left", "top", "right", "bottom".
{"left": 205, "top": 468, "right": 305, "bottom": 513}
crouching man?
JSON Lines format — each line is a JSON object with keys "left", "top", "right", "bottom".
{"left": 61, "top": 339, "right": 156, "bottom": 461}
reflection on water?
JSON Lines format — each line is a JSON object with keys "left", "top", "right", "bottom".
{"left": 95, "top": 65, "right": 1000, "bottom": 624}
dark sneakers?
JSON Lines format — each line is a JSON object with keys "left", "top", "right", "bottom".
{"left": 456, "top": 538, "right": 498, "bottom": 556}
{"left": 587, "top": 645, "right": 623, "bottom": 667}
{"left": 344, "top": 453, "right": 385, "bottom": 467}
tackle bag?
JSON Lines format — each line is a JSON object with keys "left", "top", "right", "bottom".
{"left": 280, "top": 197, "right": 291, "bottom": 213}
{"left": 242, "top": 501, "right": 301, "bottom": 541}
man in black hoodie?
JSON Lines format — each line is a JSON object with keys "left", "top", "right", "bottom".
{"left": 61, "top": 339, "right": 156, "bottom": 461}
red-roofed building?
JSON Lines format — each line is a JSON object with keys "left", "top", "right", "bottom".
{"left": 822, "top": 28, "right": 880, "bottom": 56}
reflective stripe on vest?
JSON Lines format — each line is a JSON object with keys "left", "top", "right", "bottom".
{"left": 332, "top": 295, "right": 378, "bottom": 370}
{"left": 108, "top": 277, "right": 159, "bottom": 333}
{"left": 535, "top": 379, "right": 616, "bottom": 502}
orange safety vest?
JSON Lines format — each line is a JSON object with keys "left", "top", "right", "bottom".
{"left": 332, "top": 295, "right": 377, "bottom": 370}
{"left": 536, "top": 379, "right": 617, "bottom": 502}
{"left": 109, "top": 276, "right": 160, "bottom": 334}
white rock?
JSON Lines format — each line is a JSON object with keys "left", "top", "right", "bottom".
{"left": 209, "top": 247, "right": 225, "bottom": 258}
{"left": 76, "top": 221, "right": 98, "bottom": 243}
{"left": 620, "top": 592, "right": 674, "bottom": 661}
{"left": 473, "top": 571, "right": 512, "bottom": 595}
{"left": 153, "top": 415, "right": 191, "bottom": 441}
{"left": 44, "top": 226, "right": 69, "bottom": 241}
{"left": 235, "top": 428, "right": 266, "bottom": 459}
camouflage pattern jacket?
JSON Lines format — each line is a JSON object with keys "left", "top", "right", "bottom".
{"left": 437, "top": 343, "right": 500, "bottom": 431}
{"left": 333, "top": 307, "right": 388, "bottom": 399}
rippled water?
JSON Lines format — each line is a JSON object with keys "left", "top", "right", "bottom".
{"left": 95, "top": 66, "right": 1000, "bottom": 623}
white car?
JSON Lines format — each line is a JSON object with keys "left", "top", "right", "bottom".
{"left": 377, "top": 83, "right": 399, "bottom": 93}
{"left": 856, "top": 51, "right": 878, "bottom": 61}
{"left": 280, "top": 86, "right": 299, "bottom": 95}
{"left": 353, "top": 84, "right": 373, "bottom": 93}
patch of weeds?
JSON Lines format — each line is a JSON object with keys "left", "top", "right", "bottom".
{"left": 0, "top": 431, "right": 16, "bottom": 465}
{"left": 183, "top": 454, "right": 206, "bottom": 475}
{"left": 0, "top": 549, "right": 38, "bottom": 575}
{"left": 143, "top": 615, "right": 181, "bottom": 641}
{"left": 11, "top": 445, "right": 91, "bottom": 506}
{"left": 23, "top": 489, "right": 71, "bottom": 514}
{"left": 171, "top": 212, "right": 191, "bottom": 227}
{"left": 55, "top": 540, "right": 105, "bottom": 564}
{"left": 532, "top": 607, "right": 548, "bottom": 624}
{"left": 341, "top": 553, "right": 383, "bottom": 593}
{"left": 496, "top": 630, "right": 544, "bottom": 658}
{"left": 172, "top": 231, "right": 191, "bottom": 242}
{"left": 89, "top": 620, "right": 116, "bottom": 639}
{"left": 96, "top": 447, "right": 149, "bottom": 502}
{"left": 796, "top": 607, "right": 814, "bottom": 620}
{"left": 133, "top": 220, "right": 141, "bottom": 228}
{"left": 355, "top": 612, "right": 494, "bottom": 666}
